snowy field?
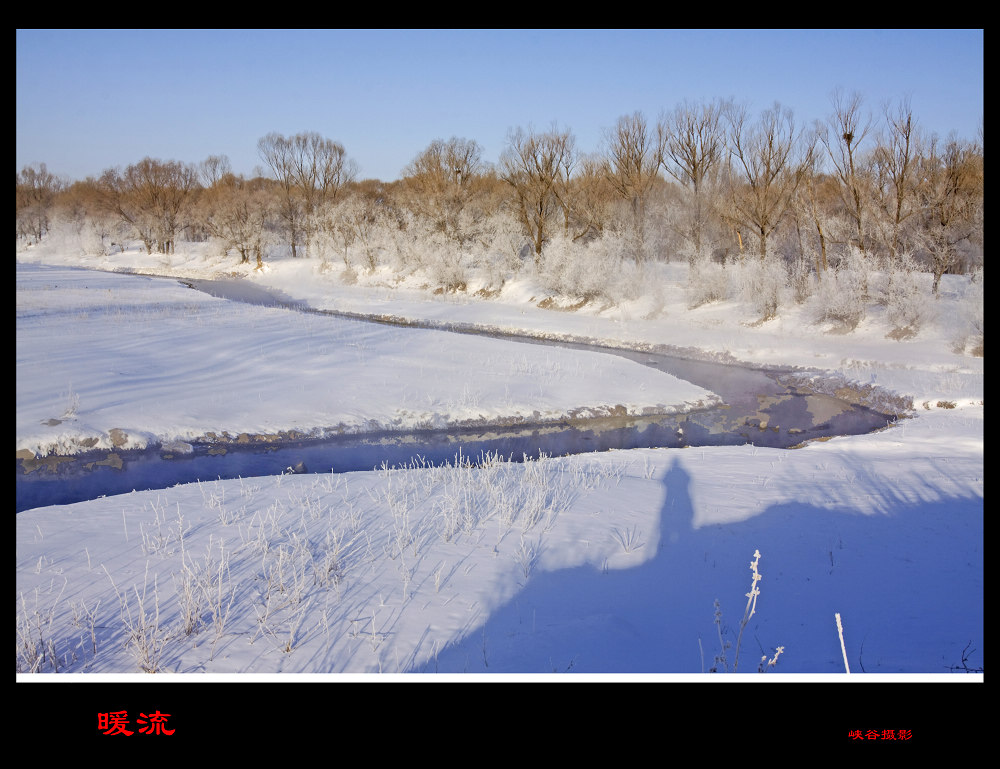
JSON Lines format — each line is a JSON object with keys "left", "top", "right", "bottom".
{"left": 16, "top": 241, "right": 983, "bottom": 682}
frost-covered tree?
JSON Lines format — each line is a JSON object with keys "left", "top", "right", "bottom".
{"left": 812, "top": 246, "right": 870, "bottom": 331}
{"left": 471, "top": 209, "right": 528, "bottom": 289}
{"left": 325, "top": 194, "right": 386, "bottom": 274}
{"left": 794, "top": 128, "right": 835, "bottom": 275}
{"left": 735, "top": 255, "right": 788, "bottom": 322}
{"left": 879, "top": 251, "right": 933, "bottom": 339}
{"left": 257, "top": 133, "right": 302, "bottom": 258}
{"left": 958, "top": 268, "right": 984, "bottom": 356}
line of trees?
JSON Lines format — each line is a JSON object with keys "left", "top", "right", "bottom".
{"left": 17, "top": 94, "right": 983, "bottom": 295}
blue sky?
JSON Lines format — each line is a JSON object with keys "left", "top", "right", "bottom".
{"left": 16, "top": 29, "right": 983, "bottom": 184}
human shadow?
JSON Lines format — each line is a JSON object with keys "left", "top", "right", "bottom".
{"left": 414, "top": 455, "right": 708, "bottom": 673}
{"left": 413, "top": 454, "right": 983, "bottom": 675}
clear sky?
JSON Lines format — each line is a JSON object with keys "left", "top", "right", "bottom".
{"left": 16, "top": 29, "right": 983, "bottom": 184}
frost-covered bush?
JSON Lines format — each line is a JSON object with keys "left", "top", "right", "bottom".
{"left": 310, "top": 226, "right": 342, "bottom": 267}
{"left": 789, "top": 256, "right": 816, "bottom": 304}
{"left": 605, "top": 256, "right": 649, "bottom": 306}
{"left": 372, "top": 212, "right": 469, "bottom": 290}
{"left": 53, "top": 212, "right": 126, "bottom": 258}
{"left": 955, "top": 268, "right": 984, "bottom": 355}
{"left": 536, "top": 230, "right": 642, "bottom": 305}
{"left": 735, "top": 256, "right": 787, "bottom": 322}
{"left": 316, "top": 199, "right": 360, "bottom": 268}
{"left": 686, "top": 257, "right": 731, "bottom": 309}
{"left": 536, "top": 233, "right": 588, "bottom": 297}
{"left": 319, "top": 197, "right": 396, "bottom": 273}
{"left": 587, "top": 229, "right": 648, "bottom": 304}
{"left": 28, "top": 217, "right": 81, "bottom": 257}
{"left": 471, "top": 211, "right": 527, "bottom": 290}
{"left": 379, "top": 209, "right": 424, "bottom": 274}
{"left": 812, "top": 246, "right": 870, "bottom": 331}
{"left": 426, "top": 237, "right": 470, "bottom": 291}
{"left": 534, "top": 234, "right": 582, "bottom": 298}
{"left": 24, "top": 216, "right": 90, "bottom": 258}
{"left": 880, "top": 252, "right": 934, "bottom": 340}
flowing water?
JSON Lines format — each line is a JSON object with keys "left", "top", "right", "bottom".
{"left": 16, "top": 277, "right": 896, "bottom": 512}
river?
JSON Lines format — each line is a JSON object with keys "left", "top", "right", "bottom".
{"left": 15, "top": 276, "right": 897, "bottom": 512}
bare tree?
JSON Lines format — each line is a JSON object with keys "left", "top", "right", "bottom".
{"left": 794, "top": 125, "right": 842, "bottom": 275}
{"left": 199, "top": 155, "right": 233, "bottom": 188}
{"left": 498, "top": 124, "right": 576, "bottom": 261}
{"left": 198, "top": 173, "right": 273, "bottom": 269}
{"left": 725, "top": 102, "right": 806, "bottom": 260}
{"left": 916, "top": 134, "right": 983, "bottom": 293}
{"left": 603, "top": 111, "right": 659, "bottom": 258}
{"left": 257, "top": 133, "right": 302, "bottom": 257}
{"left": 657, "top": 99, "right": 727, "bottom": 258}
{"left": 100, "top": 158, "right": 198, "bottom": 254}
{"left": 820, "top": 89, "right": 875, "bottom": 255}
{"left": 401, "top": 136, "right": 485, "bottom": 244}
{"left": 289, "top": 132, "right": 356, "bottom": 232}
{"left": 564, "top": 153, "right": 616, "bottom": 242}
{"left": 16, "top": 163, "right": 63, "bottom": 244}
{"left": 47, "top": 177, "right": 127, "bottom": 254}
{"left": 257, "top": 131, "right": 357, "bottom": 258}
{"left": 870, "top": 99, "right": 920, "bottom": 264}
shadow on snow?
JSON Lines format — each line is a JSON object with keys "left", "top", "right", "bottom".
{"left": 415, "top": 457, "right": 982, "bottom": 675}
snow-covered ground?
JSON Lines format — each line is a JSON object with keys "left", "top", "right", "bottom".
{"left": 16, "top": 240, "right": 983, "bottom": 681}
{"left": 15, "top": 265, "right": 717, "bottom": 460}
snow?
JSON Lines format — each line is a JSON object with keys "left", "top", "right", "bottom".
{"left": 16, "top": 240, "right": 982, "bottom": 685}
{"left": 17, "top": 264, "right": 715, "bottom": 459}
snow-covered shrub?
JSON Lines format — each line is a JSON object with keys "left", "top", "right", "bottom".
{"left": 789, "top": 255, "right": 816, "bottom": 304}
{"left": 317, "top": 199, "right": 357, "bottom": 268}
{"left": 54, "top": 211, "right": 121, "bottom": 258}
{"left": 812, "top": 246, "right": 870, "bottom": 331}
{"left": 25, "top": 217, "right": 84, "bottom": 257}
{"left": 534, "top": 234, "right": 582, "bottom": 298}
{"left": 536, "top": 233, "right": 584, "bottom": 297}
{"left": 310, "top": 226, "right": 342, "bottom": 267}
{"left": 880, "top": 252, "right": 934, "bottom": 340}
{"left": 419, "top": 229, "right": 469, "bottom": 291}
{"left": 954, "top": 268, "right": 984, "bottom": 355}
{"left": 735, "top": 256, "right": 787, "bottom": 322}
{"left": 379, "top": 209, "right": 424, "bottom": 274}
{"left": 376, "top": 212, "right": 469, "bottom": 290}
{"left": 471, "top": 211, "right": 527, "bottom": 290}
{"left": 586, "top": 229, "right": 646, "bottom": 304}
{"left": 968, "top": 269, "right": 984, "bottom": 354}
{"left": 686, "top": 257, "right": 731, "bottom": 309}
{"left": 536, "top": 231, "right": 639, "bottom": 304}
{"left": 321, "top": 197, "right": 392, "bottom": 273}
{"left": 607, "top": 254, "right": 650, "bottom": 305}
